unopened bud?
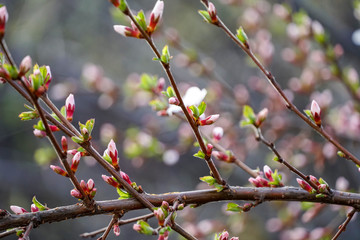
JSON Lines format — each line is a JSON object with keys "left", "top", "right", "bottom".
{"left": 65, "top": 94, "right": 75, "bottom": 122}
{"left": 113, "top": 224, "right": 121, "bottom": 236}
{"left": 168, "top": 97, "right": 180, "bottom": 105}
{"left": 263, "top": 165, "right": 273, "bottom": 181}
{"left": 255, "top": 108, "right": 268, "bottom": 127}
{"left": 50, "top": 165, "right": 69, "bottom": 177}
{"left": 10, "top": 205, "right": 27, "bottom": 215}
{"left": 311, "top": 100, "right": 321, "bottom": 127}
{"left": 199, "top": 114, "right": 219, "bottom": 126}
{"left": 212, "top": 127, "right": 223, "bottom": 141}
{"left": 19, "top": 56, "right": 32, "bottom": 77}
{"left": 70, "top": 189, "right": 83, "bottom": 199}
{"left": 61, "top": 136, "right": 68, "bottom": 152}
{"left": 297, "top": 178, "right": 313, "bottom": 193}
{"left": 102, "top": 175, "right": 120, "bottom": 188}
{"left": 30, "top": 204, "right": 39, "bottom": 213}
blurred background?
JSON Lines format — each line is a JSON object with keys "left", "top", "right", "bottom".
{"left": 1, "top": 0, "right": 360, "bottom": 239}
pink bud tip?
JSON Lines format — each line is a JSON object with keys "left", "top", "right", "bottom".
{"left": 148, "top": 0, "right": 164, "bottom": 33}
{"left": 66, "top": 94, "right": 75, "bottom": 121}
{"left": 31, "top": 204, "right": 39, "bottom": 213}
{"left": 70, "top": 189, "right": 83, "bottom": 199}
{"left": 133, "top": 224, "right": 142, "bottom": 232}
{"left": 219, "top": 231, "right": 229, "bottom": 240}
{"left": 61, "top": 136, "right": 68, "bottom": 152}
{"left": 113, "top": 224, "right": 121, "bottom": 236}
{"left": 10, "top": 205, "right": 27, "bottom": 215}
{"left": 200, "top": 114, "right": 219, "bottom": 126}
{"left": 212, "top": 127, "right": 224, "bottom": 141}
{"left": 120, "top": 171, "right": 132, "bottom": 185}
{"left": 311, "top": 100, "right": 321, "bottom": 126}
{"left": 33, "top": 129, "right": 46, "bottom": 138}
{"left": 263, "top": 165, "right": 273, "bottom": 181}
{"left": 87, "top": 179, "right": 95, "bottom": 191}
{"left": 19, "top": 56, "right": 32, "bottom": 76}
{"left": 168, "top": 97, "right": 180, "bottom": 105}
{"left": 208, "top": 2, "right": 218, "bottom": 23}
{"left": 296, "top": 178, "right": 313, "bottom": 193}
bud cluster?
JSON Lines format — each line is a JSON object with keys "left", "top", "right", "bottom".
{"left": 248, "top": 165, "right": 283, "bottom": 187}
{"left": 70, "top": 179, "right": 97, "bottom": 200}
{"left": 215, "top": 231, "right": 239, "bottom": 240}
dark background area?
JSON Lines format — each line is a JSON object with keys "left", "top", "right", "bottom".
{"left": 0, "top": 0, "right": 360, "bottom": 239}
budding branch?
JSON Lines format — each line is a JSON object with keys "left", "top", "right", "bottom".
{"left": 1, "top": 187, "right": 359, "bottom": 231}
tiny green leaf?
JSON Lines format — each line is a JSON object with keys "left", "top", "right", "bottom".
{"left": 193, "top": 149, "right": 205, "bottom": 159}
{"left": 32, "top": 196, "right": 47, "bottom": 211}
{"left": 189, "top": 105, "right": 200, "bottom": 119}
{"left": 242, "top": 105, "right": 256, "bottom": 123}
{"left": 117, "top": 188, "right": 132, "bottom": 199}
{"left": 161, "top": 45, "right": 171, "bottom": 64}
{"left": 71, "top": 136, "right": 84, "bottom": 144}
{"left": 135, "top": 10, "right": 147, "bottom": 32}
{"left": 198, "top": 10, "right": 212, "bottom": 23}
{"left": 236, "top": 26, "right": 249, "bottom": 46}
{"left": 198, "top": 101, "right": 207, "bottom": 116}
{"left": 226, "top": 202, "right": 242, "bottom": 212}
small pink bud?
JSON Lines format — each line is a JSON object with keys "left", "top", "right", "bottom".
{"left": 65, "top": 94, "right": 75, "bottom": 122}
{"left": 311, "top": 100, "right": 321, "bottom": 126}
{"left": 256, "top": 176, "right": 270, "bottom": 187}
{"left": 212, "top": 127, "right": 224, "bottom": 141}
{"left": 113, "top": 24, "right": 142, "bottom": 38}
{"left": 87, "top": 179, "right": 95, "bottom": 191}
{"left": 67, "top": 149, "right": 78, "bottom": 155}
{"left": 31, "top": 204, "right": 39, "bottom": 213}
{"left": 50, "top": 165, "right": 69, "bottom": 177}
{"left": 61, "top": 136, "right": 68, "bottom": 152}
{"left": 263, "top": 165, "right": 273, "bottom": 181}
{"left": 10, "top": 205, "right": 27, "bottom": 215}
{"left": 248, "top": 177, "right": 261, "bottom": 187}
{"left": 309, "top": 175, "right": 320, "bottom": 186}
{"left": 199, "top": 114, "right": 219, "bottom": 126}
{"left": 71, "top": 152, "right": 81, "bottom": 173}
{"left": 19, "top": 56, "right": 32, "bottom": 77}
{"left": 107, "top": 139, "right": 119, "bottom": 170}
{"left": 161, "top": 201, "right": 169, "bottom": 209}
{"left": 70, "top": 189, "right": 83, "bottom": 199}
{"left": 206, "top": 143, "right": 213, "bottom": 155}
{"left": 297, "top": 178, "right": 313, "bottom": 193}
{"left": 80, "top": 180, "right": 88, "bottom": 192}
{"left": 208, "top": 2, "right": 218, "bottom": 23}
{"left": 155, "top": 77, "right": 165, "bottom": 94}
{"left": 49, "top": 125, "right": 59, "bottom": 132}
{"left": 33, "top": 129, "right": 46, "bottom": 138}
{"left": 154, "top": 208, "right": 165, "bottom": 226}
{"left": 212, "top": 151, "right": 230, "bottom": 162}
{"left": 120, "top": 171, "right": 132, "bottom": 185}
{"left": 113, "top": 224, "right": 121, "bottom": 236}
{"left": 168, "top": 97, "right": 180, "bottom": 105}
{"left": 0, "top": 6, "right": 8, "bottom": 38}
{"left": 133, "top": 223, "right": 142, "bottom": 232}
{"left": 255, "top": 108, "right": 268, "bottom": 127}
{"left": 148, "top": 0, "right": 164, "bottom": 33}
{"left": 219, "top": 231, "right": 229, "bottom": 240}
{"left": 45, "top": 66, "right": 52, "bottom": 89}
{"left": 102, "top": 174, "right": 120, "bottom": 188}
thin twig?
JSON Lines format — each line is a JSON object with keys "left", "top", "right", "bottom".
{"left": 210, "top": 13, "right": 360, "bottom": 167}
{"left": 97, "top": 215, "right": 118, "bottom": 240}
{"left": 124, "top": 8, "right": 225, "bottom": 186}
{"left": 21, "top": 221, "right": 33, "bottom": 240}
{"left": 331, "top": 208, "right": 357, "bottom": 240}
{"left": 171, "top": 222, "right": 197, "bottom": 240}
{"left": 0, "top": 228, "right": 19, "bottom": 238}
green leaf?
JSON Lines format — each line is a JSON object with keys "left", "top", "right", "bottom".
{"left": 137, "top": 220, "right": 155, "bottom": 235}
{"left": 117, "top": 188, "right": 132, "bottom": 199}
{"left": 32, "top": 196, "right": 47, "bottom": 211}
{"left": 85, "top": 118, "right": 95, "bottom": 135}
{"left": 303, "top": 109, "right": 314, "bottom": 121}
{"left": 149, "top": 99, "right": 167, "bottom": 111}
{"left": 189, "top": 105, "right": 200, "bottom": 119}
{"left": 193, "top": 149, "right": 205, "bottom": 159}
{"left": 33, "top": 120, "right": 45, "bottom": 131}
{"left": 198, "top": 10, "right": 212, "bottom": 23}
{"left": 166, "top": 86, "right": 175, "bottom": 98}
{"left": 198, "top": 101, "right": 206, "bottom": 116}
{"left": 226, "top": 202, "right": 242, "bottom": 212}
{"left": 236, "top": 26, "right": 249, "bottom": 45}
{"left": 213, "top": 182, "right": 224, "bottom": 192}
{"left": 200, "top": 176, "right": 216, "bottom": 185}
{"left": 243, "top": 105, "right": 256, "bottom": 123}
{"left": 119, "top": 0, "right": 128, "bottom": 12}
{"left": 161, "top": 45, "right": 171, "bottom": 64}
{"left": 140, "top": 73, "right": 157, "bottom": 91}
{"left": 240, "top": 119, "right": 252, "bottom": 127}
{"left": 135, "top": 10, "right": 147, "bottom": 32}
{"left": 71, "top": 136, "right": 84, "bottom": 144}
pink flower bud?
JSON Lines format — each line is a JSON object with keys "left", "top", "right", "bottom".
{"left": 161, "top": 201, "right": 169, "bottom": 209}
{"left": 113, "top": 24, "right": 142, "bottom": 38}
{"left": 248, "top": 177, "right": 261, "bottom": 187}
{"left": 71, "top": 152, "right": 81, "bottom": 173}
{"left": 50, "top": 165, "right": 69, "bottom": 177}
{"left": 80, "top": 180, "right": 88, "bottom": 192}
{"left": 263, "top": 165, "right": 273, "bottom": 181}
{"left": 49, "top": 125, "right": 59, "bottom": 132}
{"left": 218, "top": 231, "right": 229, "bottom": 240}
{"left": 155, "top": 77, "right": 165, "bottom": 94}
{"left": 10, "top": 205, "right": 27, "bottom": 215}
{"left": 318, "top": 184, "right": 327, "bottom": 193}
{"left": 311, "top": 100, "right": 321, "bottom": 126}
{"left": 255, "top": 108, "right": 268, "bottom": 127}
{"left": 199, "top": 114, "right": 219, "bottom": 126}
{"left": 31, "top": 204, "right": 39, "bottom": 213}
{"left": 67, "top": 149, "right": 78, "bottom": 155}
{"left": 212, "top": 127, "right": 223, "bottom": 141}
{"left": 61, "top": 136, "right": 68, "bottom": 152}
{"left": 70, "top": 189, "right": 83, "bottom": 199}
{"left": 45, "top": 66, "right": 52, "bottom": 89}
{"left": 256, "top": 176, "right": 270, "bottom": 187}
{"left": 208, "top": 2, "right": 218, "bottom": 23}
{"left": 65, "top": 94, "right": 75, "bottom": 122}
{"left": 212, "top": 150, "right": 231, "bottom": 162}
{"left": 0, "top": 6, "right": 8, "bottom": 38}
{"left": 19, "top": 56, "right": 32, "bottom": 77}
{"left": 168, "top": 97, "right": 180, "bottom": 105}
{"left": 148, "top": 0, "right": 164, "bottom": 33}
{"left": 107, "top": 139, "right": 119, "bottom": 170}
{"left": 309, "top": 175, "right": 320, "bottom": 186}
{"left": 297, "top": 178, "right": 313, "bottom": 193}
{"left": 87, "top": 179, "right": 95, "bottom": 191}
{"left": 113, "top": 224, "right": 121, "bottom": 236}
{"left": 206, "top": 143, "right": 213, "bottom": 155}
{"left": 133, "top": 223, "right": 142, "bottom": 232}
{"left": 33, "top": 129, "right": 46, "bottom": 138}
{"left": 102, "top": 174, "right": 120, "bottom": 188}
{"left": 120, "top": 171, "right": 132, "bottom": 185}
{"left": 154, "top": 208, "right": 165, "bottom": 226}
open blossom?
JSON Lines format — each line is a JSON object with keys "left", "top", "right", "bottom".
{"left": 65, "top": 94, "right": 75, "bottom": 121}
{"left": 148, "top": 0, "right": 164, "bottom": 33}
{"left": 167, "top": 86, "right": 207, "bottom": 115}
